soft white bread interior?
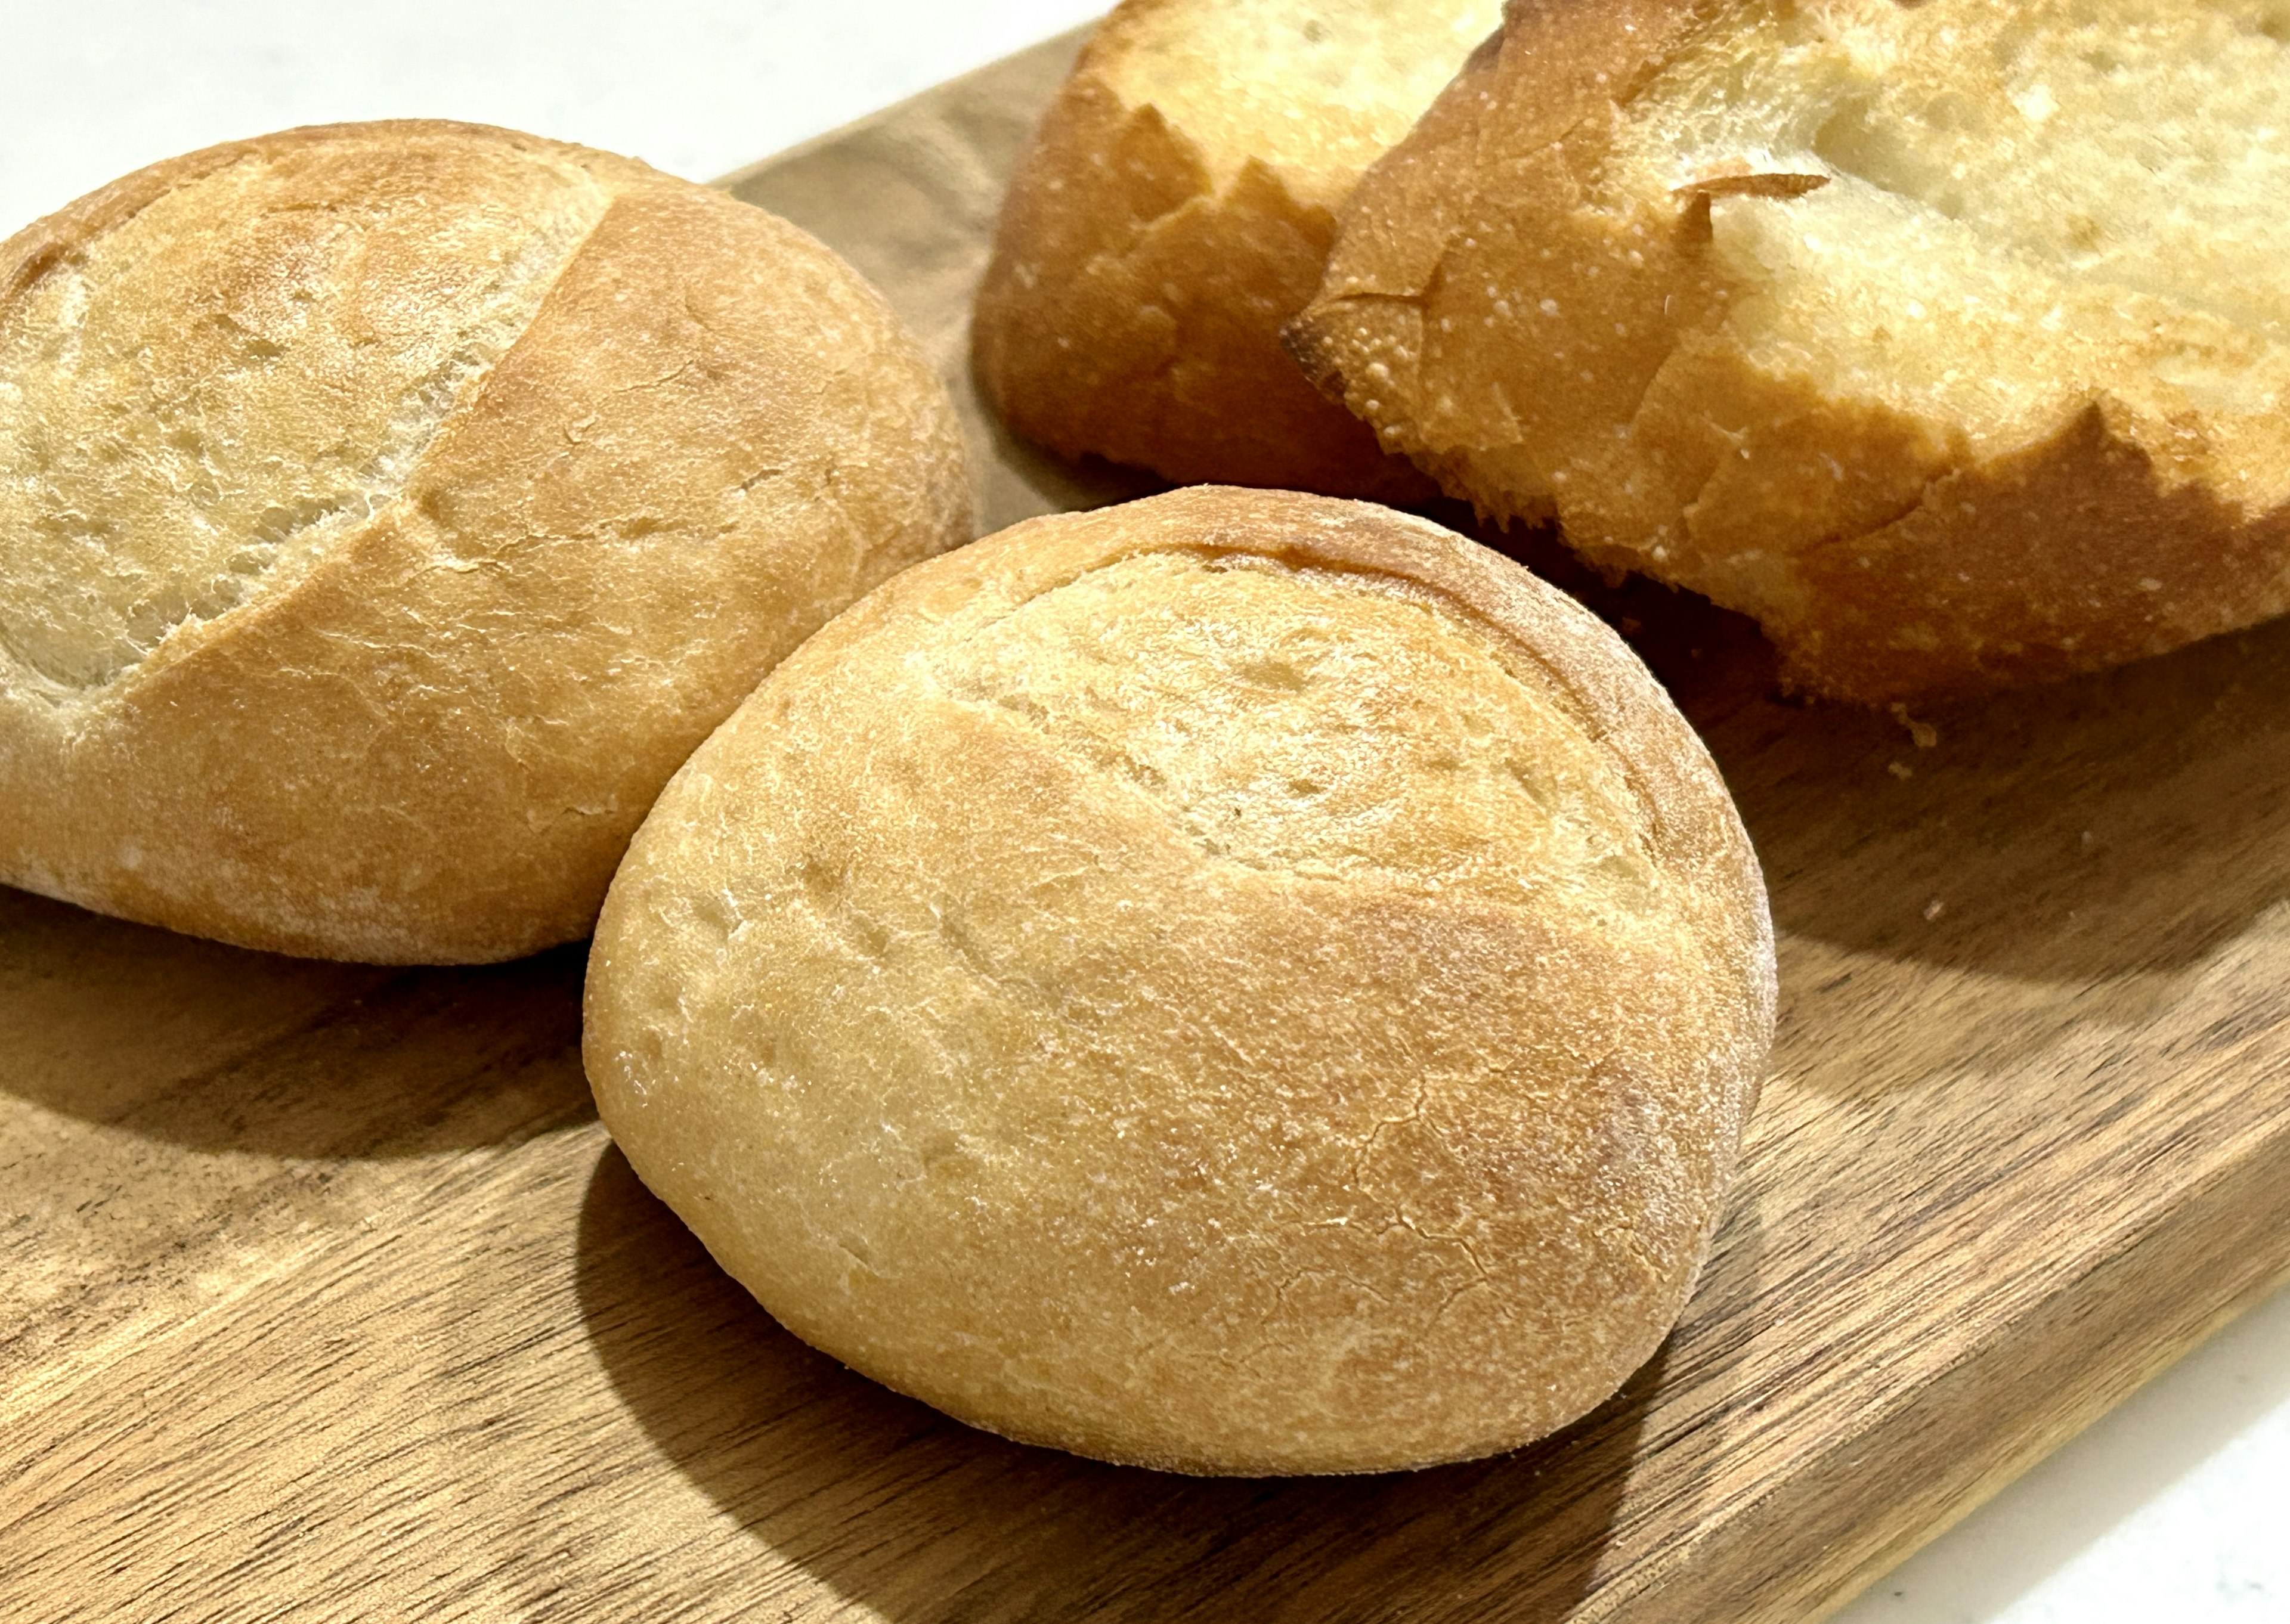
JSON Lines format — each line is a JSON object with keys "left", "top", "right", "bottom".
{"left": 0, "top": 120, "right": 969, "bottom": 962}
{"left": 973, "top": 0, "right": 1501, "bottom": 499}
{"left": 1289, "top": 0, "right": 2290, "bottom": 702}
{"left": 586, "top": 485, "right": 1775, "bottom": 1476}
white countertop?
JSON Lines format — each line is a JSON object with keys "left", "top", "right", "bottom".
{"left": 3, "top": 4, "right": 2284, "bottom": 1617}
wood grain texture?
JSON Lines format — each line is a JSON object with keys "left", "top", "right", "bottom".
{"left": 5, "top": 29, "right": 2290, "bottom": 1622}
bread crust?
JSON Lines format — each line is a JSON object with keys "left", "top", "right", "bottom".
{"left": 586, "top": 485, "right": 1774, "bottom": 1475}
{"left": 973, "top": 0, "right": 1500, "bottom": 501}
{"left": 0, "top": 120, "right": 970, "bottom": 962}
{"left": 1287, "top": 0, "right": 2290, "bottom": 703}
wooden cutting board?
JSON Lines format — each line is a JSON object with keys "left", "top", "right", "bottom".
{"left": 7, "top": 30, "right": 2290, "bottom": 1623}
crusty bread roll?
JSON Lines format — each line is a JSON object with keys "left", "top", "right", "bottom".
{"left": 586, "top": 485, "right": 1775, "bottom": 1475}
{"left": 0, "top": 120, "right": 969, "bottom": 963}
{"left": 973, "top": 0, "right": 1501, "bottom": 501}
{"left": 1288, "top": 0, "right": 2290, "bottom": 703}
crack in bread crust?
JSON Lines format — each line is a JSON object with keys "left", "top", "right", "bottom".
{"left": 0, "top": 129, "right": 616, "bottom": 695}
{"left": 929, "top": 546, "right": 1670, "bottom": 920}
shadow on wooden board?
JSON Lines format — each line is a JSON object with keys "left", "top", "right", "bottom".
{"left": 1692, "top": 611, "right": 2290, "bottom": 992}
{"left": 576, "top": 1145, "right": 1767, "bottom": 1623}
{"left": 0, "top": 884, "right": 592, "bottom": 1157}
{"left": 1428, "top": 504, "right": 2290, "bottom": 997}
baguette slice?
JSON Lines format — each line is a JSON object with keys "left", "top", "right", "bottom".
{"left": 1288, "top": 0, "right": 2290, "bottom": 702}
{"left": 974, "top": 0, "right": 1501, "bottom": 500}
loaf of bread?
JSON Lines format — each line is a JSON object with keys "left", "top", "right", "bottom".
{"left": 973, "top": 0, "right": 1501, "bottom": 500}
{"left": 0, "top": 120, "right": 970, "bottom": 962}
{"left": 586, "top": 485, "right": 1775, "bottom": 1475}
{"left": 1288, "top": 0, "right": 2290, "bottom": 703}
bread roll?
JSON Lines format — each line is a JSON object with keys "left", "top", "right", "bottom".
{"left": 1288, "top": 0, "right": 2290, "bottom": 703}
{"left": 0, "top": 120, "right": 970, "bottom": 962}
{"left": 585, "top": 485, "right": 1774, "bottom": 1475}
{"left": 973, "top": 0, "right": 1501, "bottom": 500}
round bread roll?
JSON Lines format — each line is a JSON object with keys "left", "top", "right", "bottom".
{"left": 973, "top": 0, "right": 1501, "bottom": 501}
{"left": 1287, "top": 0, "right": 2290, "bottom": 703}
{"left": 586, "top": 485, "right": 1775, "bottom": 1475}
{"left": 0, "top": 120, "right": 970, "bottom": 962}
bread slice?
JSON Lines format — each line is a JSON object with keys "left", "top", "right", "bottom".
{"left": 1288, "top": 0, "right": 2290, "bottom": 702}
{"left": 973, "top": 0, "right": 1501, "bottom": 500}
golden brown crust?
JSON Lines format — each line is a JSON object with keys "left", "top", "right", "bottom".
{"left": 586, "top": 485, "right": 1774, "bottom": 1474}
{"left": 973, "top": 1, "right": 1481, "bottom": 501}
{"left": 0, "top": 120, "right": 645, "bottom": 314}
{"left": 1288, "top": 0, "right": 2290, "bottom": 703}
{"left": 0, "top": 121, "right": 970, "bottom": 962}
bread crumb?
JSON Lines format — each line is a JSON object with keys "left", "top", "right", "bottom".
{"left": 1889, "top": 702, "right": 1940, "bottom": 748}
{"left": 1923, "top": 898, "right": 1945, "bottom": 921}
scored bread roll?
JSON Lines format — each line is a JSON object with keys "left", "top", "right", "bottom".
{"left": 0, "top": 120, "right": 969, "bottom": 963}
{"left": 1288, "top": 0, "right": 2290, "bottom": 703}
{"left": 973, "top": 0, "right": 1501, "bottom": 500}
{"left": 586, "top": 485, "right": 1775, "bottom": 1476}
